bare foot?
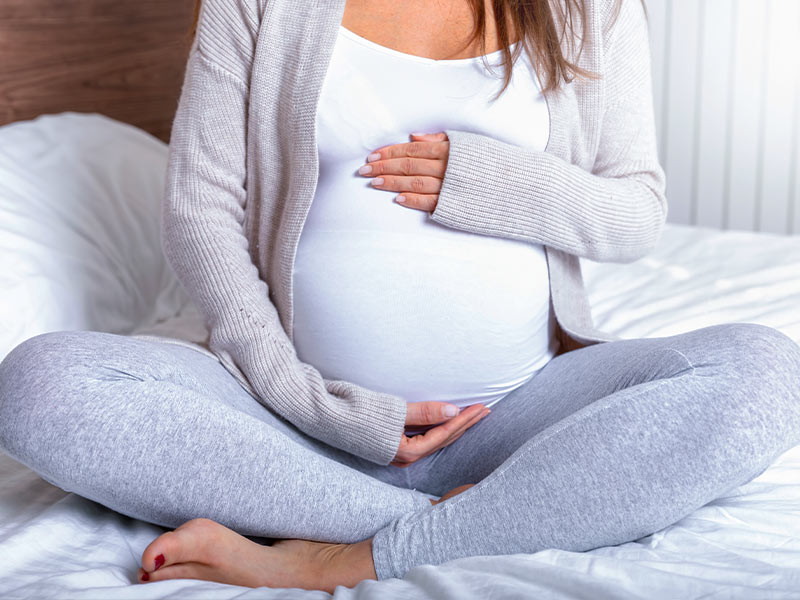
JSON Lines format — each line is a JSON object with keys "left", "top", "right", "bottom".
{"left": 429, "top": 483, "right": 476, "bottom": 506}
{"left": 137, "top": 518, "right": 377, "bottom": 593}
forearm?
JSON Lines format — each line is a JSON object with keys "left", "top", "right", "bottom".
{"left": 163, "top": 1, "right": 408, "bottom": 466}
{"left": 431, "top": 128, "right": 666, "bottom": 263}
{"left": 428, "top": 0, "right": 666, "bottom": 264}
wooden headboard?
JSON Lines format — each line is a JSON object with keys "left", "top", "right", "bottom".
{"left": 0, "top": 0, "right": 195, "bottom": 143}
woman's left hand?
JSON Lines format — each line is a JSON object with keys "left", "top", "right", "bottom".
{"left": 357, "top": 132, "right": 450, "bottom": 213}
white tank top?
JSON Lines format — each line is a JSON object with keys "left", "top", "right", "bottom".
{"left": 292, "top": 25, "right": 559, "bottom": 417}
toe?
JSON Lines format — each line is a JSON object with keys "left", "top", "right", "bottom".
{"left": 141, "top": 518, "right": 223, "bottom": 573}
{"left": 139, "top": 562, "right": 217, "bottom": 584}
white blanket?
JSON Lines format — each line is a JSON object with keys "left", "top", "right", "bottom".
{"left": 2, "top": 114, "right": 800, "bottom": 599}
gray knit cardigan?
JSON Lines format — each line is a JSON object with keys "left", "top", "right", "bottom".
{"left": 131, "top": 0, "right": 667, "bottom": 465}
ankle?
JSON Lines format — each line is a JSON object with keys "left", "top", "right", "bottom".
{"left": 352, "top": 538, "right": 377, "bottom": 581}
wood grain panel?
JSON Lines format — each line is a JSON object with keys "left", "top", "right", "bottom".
{"left": 0, "top": 0, "right": 195, "bottom": 142}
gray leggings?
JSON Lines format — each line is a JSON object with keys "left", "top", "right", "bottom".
{"left": 1, "top": 323, "right": 799, "bottom": 580}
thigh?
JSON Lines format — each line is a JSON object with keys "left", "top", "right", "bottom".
{"left": 144, "top": 336, "right": 414, "bottom": 489}
{"left": 1, "top": 330, "right": 435, "bottom": 538}
{"left": 0, "top": 330, "right": 410, "bottom": 490}
{"left": 407, "top": 327, "right": 703, "bottom": 496}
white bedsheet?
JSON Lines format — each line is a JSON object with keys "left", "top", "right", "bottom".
{"left": 2, "top": 114, "right": 800, "bottom": 599}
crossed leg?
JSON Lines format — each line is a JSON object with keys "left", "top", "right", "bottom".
{"left": 0, "top": 329, "right": 435, "bottom": 591}
{"left": 2, "top": 323, "right": 799, "bottom": 590}
{"left": 370, "top": 323, "right": 800, "bottom": 579}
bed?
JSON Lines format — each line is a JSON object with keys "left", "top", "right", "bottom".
{"left": 3, "top": 113, "right": 800, "bottom": 600}
{"left": 2, "top": 3, "right": 800, "bottom": 599}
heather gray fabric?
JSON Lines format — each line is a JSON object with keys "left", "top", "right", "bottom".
{"left": 1, "top": 322, "right": 798, "bottom": 581}
{"left": 0, "top": 330, "right": 433, "bottom": 542}
{"left": 131, "top": 0, "right": 665, "bottom": 466}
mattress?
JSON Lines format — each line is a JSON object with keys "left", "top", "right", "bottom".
{"left": 2, "top": 113, "right": 800, "bottom": 599}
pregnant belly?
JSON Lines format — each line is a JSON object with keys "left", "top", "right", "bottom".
{"left": 291, "top": 230, "right": 557, "bottom": 410}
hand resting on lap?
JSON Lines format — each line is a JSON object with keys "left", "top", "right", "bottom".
{"left": 390, "top": 401, "right": 490, "bottom": 468}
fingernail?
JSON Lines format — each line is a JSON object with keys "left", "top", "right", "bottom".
{"left": 367, "top": 152, "right": 381, "bottom": 162}
{"left": 444, "top": 405, "right": 460, "bottom": 417}
{"left": 154, "top": 554, "right": 165, "bottom": 571}
{"left": 396, "top": 195, "right": 406, "bottom": 203}
{"left": 358, "top": 164, "right": 372, "bottom": 175}
{"left": 411, "top": 132, "right": 427, "bottom": 136}
{"left": 141, "top": 572, "right": 150, "bottom": 582}
{"left": 371, "top": 177, "right": 384, "bottom": 186}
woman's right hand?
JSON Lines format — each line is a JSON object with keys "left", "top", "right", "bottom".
{"left": 389, "top": 402, "right": 490, "bottom": 468}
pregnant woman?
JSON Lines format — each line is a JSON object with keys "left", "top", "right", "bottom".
{"left": 2, "top": 0, "right": 800, "bottom": 592}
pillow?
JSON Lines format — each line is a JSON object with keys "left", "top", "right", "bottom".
{"left": 0, "top": 112, "right": 190, "bottom": 361}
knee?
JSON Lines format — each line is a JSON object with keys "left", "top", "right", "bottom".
{"left": 740, "top": 323, "right": 800, "bottom": 403}
{"left": 684, "top": 322, "right": 800, "bottom": 371}
{"left": 676, "top": 323, "right": 800, "bottom": 463}
{"left": 0, "top": 330, "right": 89, "bottom": 460}
{"left": 700, "top": 322, "right": 800, "bottom": 419}
{"left": 714, "top": 322, "right": 800, "bottom": 374}
{"left": 673, "top": 323, "right": 800, "bottom": 411}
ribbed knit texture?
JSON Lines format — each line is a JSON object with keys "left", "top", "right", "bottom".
{"left": 132, "top": 0, "right": 666, "bottom": 466}
{"left": 432, "top": 0, "right": 666, "bottom": 262}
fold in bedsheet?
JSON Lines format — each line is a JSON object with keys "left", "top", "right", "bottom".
{"left": 1, "top": 222, "right": 799, "bottom": 599}
{"left": 2, "top": 113, "right": 800, "bottom": 599}
{"left": 1, "top": 440, "right": 800, "bottom": 599}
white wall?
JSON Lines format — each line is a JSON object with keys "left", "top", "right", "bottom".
{"left": 645, "top": 0, "right": 800, "bottom": 234}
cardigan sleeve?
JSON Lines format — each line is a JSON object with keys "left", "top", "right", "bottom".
{"left": 428, "top": 0, "right": 667, "bottom": 264}
{"left": 162, "top": 0, "right": 407, "bottom": 465}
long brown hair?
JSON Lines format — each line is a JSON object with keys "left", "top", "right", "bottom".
{"left": 187, "top": 0, "right": 639, "bottom": 99}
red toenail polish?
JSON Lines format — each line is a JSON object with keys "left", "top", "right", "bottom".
{"left": 154, "top": 554, "right": 165, "bottom": 570}
{"left": 141, "top": 572, "right": 150, "bottom": 581}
